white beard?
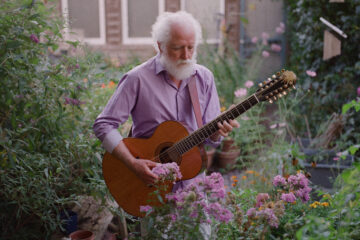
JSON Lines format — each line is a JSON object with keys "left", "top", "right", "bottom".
{"left": 159, "top": 53, "right": 197, "bottom": 80}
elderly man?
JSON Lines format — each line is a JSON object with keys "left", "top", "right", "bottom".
{"left": 93, "top": 11, "right": 239, "bottom": 186}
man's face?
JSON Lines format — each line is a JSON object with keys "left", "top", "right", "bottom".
{"left": 163, "top": 24, "right": 196, "bottom": 64}
{"left": 158, "top": 23, "right": 197, "bottom": 80}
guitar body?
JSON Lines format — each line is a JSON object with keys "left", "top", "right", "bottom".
{"left": 102, "top": 121, "right": 205, "bottom": 217}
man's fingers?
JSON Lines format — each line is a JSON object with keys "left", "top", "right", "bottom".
{"left": 229, "top": 119, "right": 240, "bottom": 128}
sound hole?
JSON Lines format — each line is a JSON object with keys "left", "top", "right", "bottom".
{"left": 156, "top": 143, "right": 181, "bottom": 164}
{"left": 159, "top": 147, "right": 172, "bottom": 163}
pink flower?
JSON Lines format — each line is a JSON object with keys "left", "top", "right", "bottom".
{"left": 256, "top": 208, "right": 279, "bottom": 228}
{"left": 234, "top": 88, "right": 247, "bottom": 98}
{"left": 357, "top": 87, "right": 360, "bottom": 97}
{"left": 295, "top": 186, "right": 312, "bottom": 203}
{"left": 276, "top": 22, "right": 285, "bottom": 34}
{"left": 246, "top": 207, "right": 256, "bottom": 217}
{"left": 152, "top": 162, "right": 182, "bottom": 182}
{"left": 276, "top": 26, "right": 285, "bottom": 34}
{"left": 272, "top": 175, "right": 286, "bottom": 187}
{"left": 306, "top": 70, "right": 317, "bottom": 77}
{"left": 245, "top": 80, "right": 254, "bottom": 88}
{"left": 333, "top": 157, "right": 340, "bottom": 161}
{"left": 256, "top": 193, "right": 270, "bottom": 207}
{"left": 30, "top": 33, "right": 39, "bottom": 43}
{"left": 262, "top": 51, "right": 270, "bottom": 58}
{"left": 271, "top": 44, "right": 282, "bottom": 52}
{"left": 251, "top": 36, "right": 258, "bottom": 43}
{"left": 281, "top": 192, "right": 296, "bottom": 203}
{"left": 140, "top": 205, "right": 153, "bottom": 213}
{"left": 261, "top": 32, "right": 269, "bottom": 40}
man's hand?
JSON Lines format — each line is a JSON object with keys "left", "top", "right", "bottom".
{"left": 217, "top": 119, "right": 240, "bottom": 137}
{"left": 130, "top": 159, "right": 159, "bottom": 185}
{"left": 210, "top": 105, "right": 240, "bottom": 141}
{"left": 112, "top": 141, "right": 159, "bottom": 185}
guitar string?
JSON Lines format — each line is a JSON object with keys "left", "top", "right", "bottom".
{"left": 151, "top": 95, "right": 259, "bottom": 163}
{"left": 151, "top": 94, "right": 259, "bottom": 163}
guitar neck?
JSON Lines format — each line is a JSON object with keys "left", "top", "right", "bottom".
{"left": 172, "top": 94, "right": 260, "bottom": 155}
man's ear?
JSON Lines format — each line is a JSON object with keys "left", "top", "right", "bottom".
{"left": 157, "top": 41, "right": 163, "bottom": 54}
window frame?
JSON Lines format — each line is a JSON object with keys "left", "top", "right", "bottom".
{"left": 61, "top": 0, "right": 106, "bottom": 45}
{"left": 180, "top": 0, "right": 225, "bottom": 44}
{"left": 121, "top": 0, "right": 165, "bottom": 45}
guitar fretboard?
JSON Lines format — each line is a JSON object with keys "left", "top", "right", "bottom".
{"left": 170, "top": 94, "right": 259, "bottom": 156}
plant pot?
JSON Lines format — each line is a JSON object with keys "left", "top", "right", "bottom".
{"left": 216, "top": 149, "right": 241, "bottom": 169}
{"left": 69, "top": 230, "right": 95, "bottom": 240}
{"left": 221, "top": 138, "right": 235, "bottom": 152}
{"left": 206, "top": 148, "right": 216, "bottom": 169}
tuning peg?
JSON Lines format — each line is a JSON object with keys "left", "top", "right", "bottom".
{"left": 276, "top": 72, "right": 280, "bottom": 76}
{"left": 269, "top": 99, "right": 273, "bottom": 104}
{"left": 281, "top": 69, "right": 285, "bottom": 73}
{"left": 270, "top": 93, "right": 274, "bottom": 96}
{"left": 274, "top": 90, "right": 278, "bottom": 94}
{"left": 273, "top": 96, "right": 277, "bottom": 101}
{"left": 283, "top": 91, "right": 287, "bottom": 95}
{"left": 263, "top": 81, "right": 267, "bottom": 85}
{"left": 284, "top": 84, "right": 288, "bottom": 89}
{"left": 278, "top": 93, "right": 283, "bottom": 98}
{"left": 279, "top": 87, "right": 283, "bottom": 91}
{"left": 272, "top": 75, "right": 276, "bottom": 79}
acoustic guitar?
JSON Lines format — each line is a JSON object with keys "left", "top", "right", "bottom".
{"left": 103, "top": 70, "right": 297, "bottom": 217}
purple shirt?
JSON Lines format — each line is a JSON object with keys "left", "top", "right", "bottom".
{"left": 93, "top": 54, "right": 222, "bottom": 153}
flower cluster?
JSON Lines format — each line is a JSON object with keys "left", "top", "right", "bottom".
{"left": 165, "top": 173, "right": 232, "bottom": 223}
{"left": 151, "top": 162, "right": 182, "bottom": 183}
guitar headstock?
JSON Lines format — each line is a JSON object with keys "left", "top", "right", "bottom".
{"left": 255, "top": 69, "right": 297, "bottom": 103}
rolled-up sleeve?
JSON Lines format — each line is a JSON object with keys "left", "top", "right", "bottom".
{"left": 93, "top": 74, "right": 139, "bottom": 153}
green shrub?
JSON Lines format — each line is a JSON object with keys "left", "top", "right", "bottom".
{"left": 0, "top": 1, "right": 120, "bottom": 238}
{"left": 284, "top": 0, "right": 360, "bottom": 146}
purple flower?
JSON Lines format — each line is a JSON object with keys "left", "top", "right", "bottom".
{"left": 295, "top": 186, "right": 312, "bottom": 203}
{"left": 357, "top": 87, "right": 360, "bottom": 97}
{"left": 271, "top": 43, "right": 282, "bottom": 52}
{"left": 234, "top": 88, "right": 247, "bottom": 98}
{"left": 288, "top": 173, "right": 308, "bottom": 189}
{"left": 75, "top": 63, "right": 80, "bottom": 69}
{"left": 30, "top": 34, "right": 39, "bottom": 43}
{"left": 272, "top": 175, "right": 286, "bottom": 187}
{"left": 246, "top": 207, "right": 256, "bottom": 217}
{"left": 152, "top": 162, "right": 182, "bottom": 182}
{"left": 245, "top": 80, "right": 254, "bottom": 88}
{"left": 251, "top": 36, "right": 258, "bottom": 43}
{"left": 205, "top": 202, "right": 233, "bottom": 223}
{"left": 256, "top": 193, "right": 270, "bottom": 207}
{"left": 306, "top": 70, "right": 317, "bottom": 77}
{"left": 140, "top": 205, "right": 153, "bottom": 213}
{"left": 281, "top": 192, "right": 296, "bottom": 203}
{"left": 256, "top": 208, "right": 279, "bottom": 228}
{"left": 262, "top": 51, "right": 270, "bottom": 58}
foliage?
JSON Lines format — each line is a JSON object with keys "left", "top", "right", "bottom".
{"left": 284, "top": 0, "right": 360, "bottom": 147}
{"left": 0, "top": 1, "right": 124, "bottom": 238}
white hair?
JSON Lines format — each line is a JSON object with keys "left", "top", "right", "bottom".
{"left": 151, "top": 11, "right": 202, "bottom": 53}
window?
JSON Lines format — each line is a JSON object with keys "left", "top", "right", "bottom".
{"left": 121, "top": 0, "right": 165, "bottom": 45}
{"left": 181, "top": 0, "right": 225, "bottom": 43}
{"left": 61, "top": 0, "right": 106, "bottom": 45}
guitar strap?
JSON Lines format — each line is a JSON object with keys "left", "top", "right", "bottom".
{"left": 188, "top": 75, "right": 203, "bottom": 128}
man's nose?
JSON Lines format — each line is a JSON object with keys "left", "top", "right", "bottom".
{"left": 182, "top": 48, "right": 191, "bottom": 60}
